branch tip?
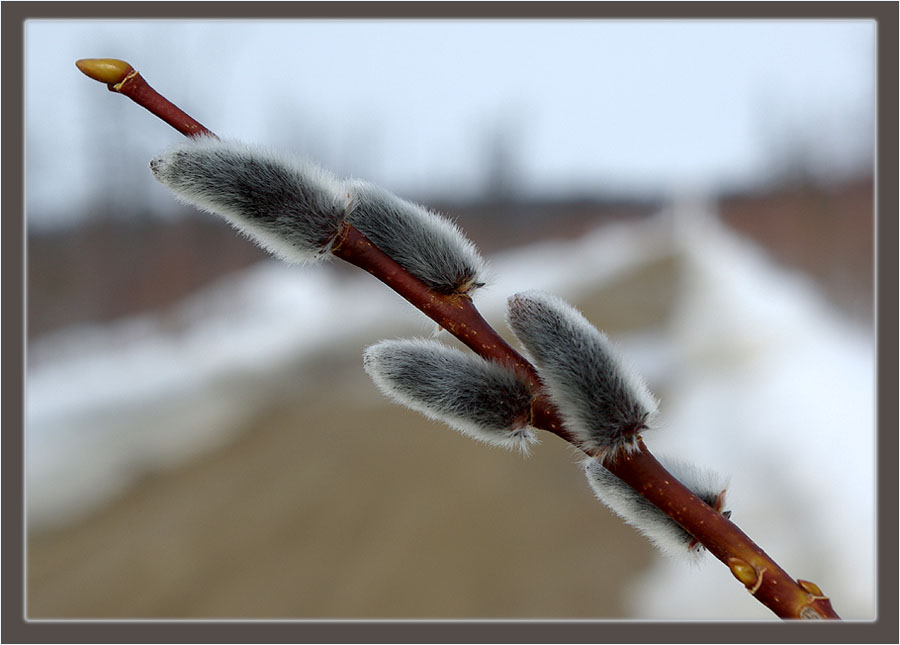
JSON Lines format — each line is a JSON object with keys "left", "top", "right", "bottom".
{"left": 75, "top": 58, "right": 134, "bottom": 85}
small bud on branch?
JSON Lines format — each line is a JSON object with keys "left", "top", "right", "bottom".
{"left": 75, "top": 58, "right": 134, "bottom": 85}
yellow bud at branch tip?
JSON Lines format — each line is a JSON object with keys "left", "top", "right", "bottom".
{"left": 75, "top": 58, "right": 134, "bottom": 85}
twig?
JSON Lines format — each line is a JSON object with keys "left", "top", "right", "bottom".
{"left": 75, "top": 59, "right": 214, "bottom": 138}
{"left": 76, "top": 58, "right": 840, "bottom": 620}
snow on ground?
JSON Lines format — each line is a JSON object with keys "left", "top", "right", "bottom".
{"left": 26, "top": 265, "right": 428, "bottom": 527}
{"left": 25, "top": 202, "right": 875, "bottom": 619}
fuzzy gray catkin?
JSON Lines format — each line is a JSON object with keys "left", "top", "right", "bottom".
{"left": 150, "top": 137, "right": 487, "bottom": 296}
{"left": 346, "top": 180, "right": 487, "bottom": 295}
{"left": 363, "top": 339, "right": 536, "bottom": 452}
{"left": 150, "top": 137, "right": 348, "bottom": 263}
{"left": 505, "top": 291, "right": 658, "bottom": 457}
{"left": 584, "top": 457, "right": 730, "bottom": 559}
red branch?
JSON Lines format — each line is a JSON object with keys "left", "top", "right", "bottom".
{"left": 77, "top": 58, "right": 841, "bottom": 620}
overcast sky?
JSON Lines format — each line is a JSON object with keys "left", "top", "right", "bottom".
{"left": 26, "top": 20, "right": 875, "bottom": 227}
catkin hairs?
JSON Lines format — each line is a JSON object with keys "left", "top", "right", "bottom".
{"left": 150, "top": 138, "right": 488, "bottom": 297}
{"left": 506, "top": 291, "right": 658, "bottom": 458}
{"left": 346, "top": 180, "right": 487, "bottom": 296}
{"left": 363, "top": 338, "right": 537, "bottom": 452}
{"left": 150, "top": 136, "right": 348, "bottom": 263}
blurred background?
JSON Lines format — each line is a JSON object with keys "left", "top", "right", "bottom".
{"left": 25, "top": 20, "right": 875, "bottom": 620}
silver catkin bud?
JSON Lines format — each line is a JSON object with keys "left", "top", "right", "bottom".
{"left": 150, "top": 137, "right": 349, "bottom": 263}
{"left": 584, "top": 457, "right": 730, "bottom": 559}
{"left": 363, "top": 339, "right": 537, "bottom": 452}
{"left": 506, "top": 291, "right": 658, "bottom": 457}
{"left": 346, "top": 180, "right": 487, "bottom": 295}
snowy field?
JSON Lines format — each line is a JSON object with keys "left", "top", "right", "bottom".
{"left": 25, "top": 203, "right": 875, "bottom": 620}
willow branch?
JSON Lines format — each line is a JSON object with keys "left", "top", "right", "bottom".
{"left": 76, "top": 58, "right": 840, "bottom": 620}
